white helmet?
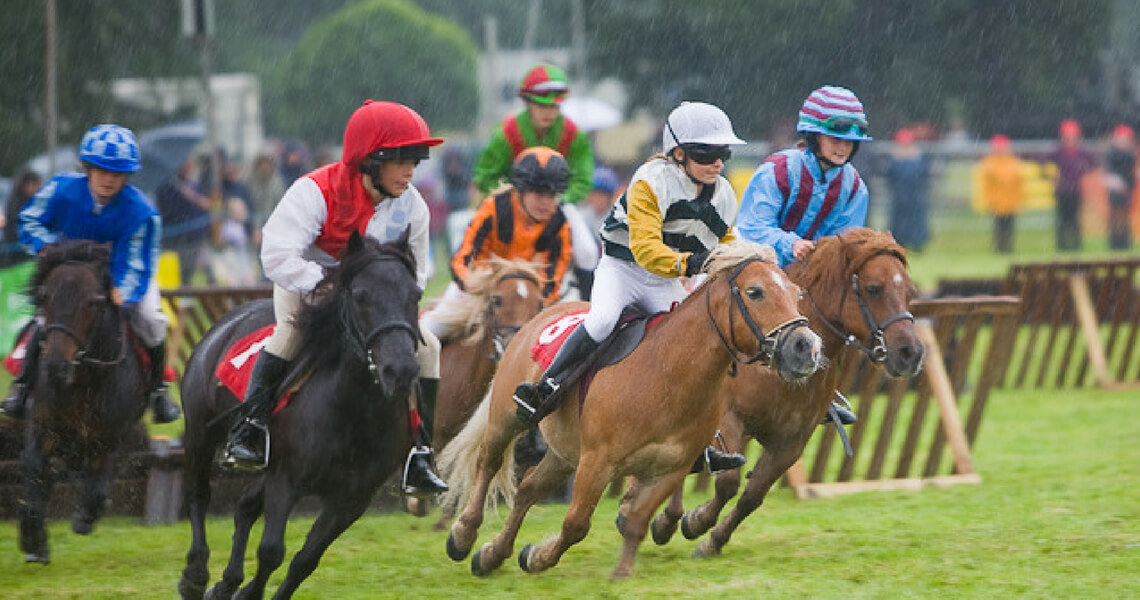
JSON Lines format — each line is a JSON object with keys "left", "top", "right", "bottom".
{"left": 662, "top": 101, "right": 746, "bottom": 154}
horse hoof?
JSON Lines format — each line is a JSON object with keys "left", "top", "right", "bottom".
{"left": 203, "top": 583, "right": 235, "bottom": 600}
{"left": 518, "top": 544, "right": 534, "bottom": 573}
{"left": 446, "top": 531, "right": 470, "bottom": 562}
{"left": 691, "top": 540, "right": 721, "bottom": 559}
{"left": 72, "top": 518, "right": 94, "bottom": 535}
{"left": 178, "top": 575, "right": 206, "bottom": 600}
{"left": 405, "top": 496, "right": 430, "bottom": 518}
{"left": 471, "top": 547, "right": 492, "bottom": 577}
{"left": 680, "top": 511, "right": 704, "bottom": 540}
{"left": 650, "top": 515, "right": 678, "bottom": 546}
{"left": 24, "top": 553, "right": 50, "bottom": 565}
{"left": 614, "top": 513, "right": 626, "bottom": 536}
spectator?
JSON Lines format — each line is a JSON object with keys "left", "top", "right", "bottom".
{"left": 885, "top": 128, "right": 931, "bottom": 251}
{"left": 155, "top": 158, "right": 212, "bottom": 285}
{"left": 1104, "top": 124, "right": 1136, "bottom": 250}
{"left": 245, "top": 151, "right": 285, "bottom": 247}
{"left": 1, "top": 170, "right": 42, "bottom": 268}
{"left": 1047, "top": 119, "right": 1097, "bottom": 251}
{"left": 210, "top": 197, "right": 258, "bottom": 286}
{"left": 279, "top": 140, "right": 311, "bottom": 186}
{"left": 977, "top": 134, "right": 1025, "bottom": 253}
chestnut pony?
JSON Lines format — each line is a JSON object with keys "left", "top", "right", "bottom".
{"left": 648, "top": 227, "right": 926, "bottom": 557}
{"left": 440, "top": 242, "right": 824, "bottom": 580}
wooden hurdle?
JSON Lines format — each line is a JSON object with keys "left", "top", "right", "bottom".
{"left": 785, "top": 296, "right": 1021, "bottom": 499}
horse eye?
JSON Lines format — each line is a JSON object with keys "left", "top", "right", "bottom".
{"left": 352, "top": 288, "right": 369, "bottom": 304}
{"left": 866, "top": 284, "right": 884, "bottom": 299}
{"left": 490, "top": 295, "right": 504, "bottom": 307}
{"left": 745, "top": 287, "right": 765, "bottom": 301}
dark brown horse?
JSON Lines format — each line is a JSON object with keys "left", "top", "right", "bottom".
{"left": 17, "top": 241, "right": 149, "bottom": 564}
{"left": 647, "top": 227, "right": 926, "bottom": 557}
{"left": 178, "top": 232, "right": 422, "bottom": 600}
{"left": 440, "top": 241, "right": 824, "bottom": 580}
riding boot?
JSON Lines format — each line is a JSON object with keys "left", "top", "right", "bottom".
{"left": 820, "top": 401, "right": 857, "bottom": 426}
{"left": 222, "top": 350, "right": 290, "bottom": 472}
{"left": 0, "top": 323, "right": 44, "bottom": 419}
{"left": 145, "top": 342, "right": 181, "bottom": 423}
{"left": 514, "top": 326, "right": 599, "bottom": 426}
{"left": 689, "top": 444, "right": 748, "bottom": 474}
{"left": 402, "top": 377, "right": 449, "bottom": 495}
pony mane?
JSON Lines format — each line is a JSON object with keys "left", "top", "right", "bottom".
{"left": 701, "top": 240, "right": 779, "bottom": 279}
{"left": 291, "top": 235, "right": 418, "bottom": 370}
{"left": 429, "top": 257, "right": 547, "bottom": 345}
{"left": 791, "top": 227, "right": 907, "bottom": 292}
{"left": 28, "top": 240, "right": 113, "bottom": 302}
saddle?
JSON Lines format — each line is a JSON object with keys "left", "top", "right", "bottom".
{"left": 530, "top": 308, "right": 668, "bottom": 411}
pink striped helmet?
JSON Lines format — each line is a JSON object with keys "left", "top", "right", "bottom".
{"left": 797, "top": 85, "right": 872, "bottom": 141}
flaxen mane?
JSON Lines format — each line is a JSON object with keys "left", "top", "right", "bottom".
{"left": 427, "top": 257, "right": 546, "bottom": 345}
{"left": 790, "top": 227, "right": 907, "bottom": 297}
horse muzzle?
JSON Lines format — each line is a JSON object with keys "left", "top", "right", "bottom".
{"left": 884, "top": 337, "right": 925, "bottom": 378}
{"left": 774, "top": 325, "right": 824, "bottom": 382}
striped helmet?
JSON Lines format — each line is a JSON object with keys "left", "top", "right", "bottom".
{"left": 519, "top": 64, "right": 569, "bottom": 106}
{"left": 797, "top": 86, "right": 872, "bottom": 142}
{"left": 510, "top": 147, "right": 569, "bottom": 194}
{"left": 79, "top": 124, "right": 142, "bottom": 172}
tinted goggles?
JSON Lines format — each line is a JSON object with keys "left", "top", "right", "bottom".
{"left": 369, "top": 144, "right": 431, "bottom": 164}
{"left": 683, "top": 144, "right": 732, "bottom": 165}
{"left": 822, "top": 116, "right": 869, "bottom": 136}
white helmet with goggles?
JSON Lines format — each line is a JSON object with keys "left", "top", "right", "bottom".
{"left": 662, "top": 102, "right": 745, "bottom": 155}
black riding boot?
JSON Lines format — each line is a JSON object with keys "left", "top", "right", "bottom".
{"left": 0, "top": 323, "right": 43, "bottom": 419}
{"left": 146, "top": 342, "right": 181, "bottom": 423}
{"left": 689, "top": 438, "right": 748, "bottom": 474}
{"left": 513, "top": 326, "right": 599, "bottom": 426}
{"left": 402, "top": 377, "right": 449, "bottom": 495}
{"left": 221, "top": 351, "right": 290, "bottom": 472}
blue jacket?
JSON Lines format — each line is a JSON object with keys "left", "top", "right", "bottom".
{"left": 20, "top": 173, "right": 161, "bottom": 304}
{"left": 736, "top": 148, "right": 868, "bottom": 267}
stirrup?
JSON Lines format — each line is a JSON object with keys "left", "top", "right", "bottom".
{"left": 513, "top": 379, "right": 557, "bottom": 426}
{"left": 221, "top": 418, "right": 270, "bottom": 472}
{"left": 402, "top": 446, "right": 448, "bottom": 495}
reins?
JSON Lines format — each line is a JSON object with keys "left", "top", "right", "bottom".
{"left": 41, "top": 261, "right": 128, "bottom": 374}
{"left": 704, "top": 257, "right": 809, "bottom": 374}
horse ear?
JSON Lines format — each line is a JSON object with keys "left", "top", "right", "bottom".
{"left": 396, "top": 225, "right": 411, "bottom": 248}
{"left": 347, "top": 230, "right": 364, "bottom": 254}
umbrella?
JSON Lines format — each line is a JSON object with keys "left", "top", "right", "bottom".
{"left": 560, "top": 96, "right": 622, "bottom": 132}
{"left": 131, "top": 121, "right": 206, "bottom": 197}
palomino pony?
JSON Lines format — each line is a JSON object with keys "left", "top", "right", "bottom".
{"left": 178, "top": 231, "right": 422, "bottom": 600}
{"left": 648, "top": 227, "right": 926, "bottom": 557}
{"left": 17, "top": 241, "right": 150, "bottom": 564}
{"left": 431, "top": 257, "right": 546, "bottom": 451}
{"left": 441, "top": 242, "right": 824, "bottom": 580}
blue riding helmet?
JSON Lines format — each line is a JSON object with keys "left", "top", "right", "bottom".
{"left": 79, "top": 124, "right": 142, "bottom": 173}
{"left": 592, "top": 165, "right": 619, "bottom": 194}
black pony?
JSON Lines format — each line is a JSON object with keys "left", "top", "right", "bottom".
{"left": 19, "top": 240, "right": 149, "bottom": 563}
{"left": 178, "top": 231, "right": 422, "bottom": 600}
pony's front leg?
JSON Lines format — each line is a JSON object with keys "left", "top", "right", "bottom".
{"left": 694, "top": 445, "right": 801, "bottom": 558}
{"left": 649, "top": 485, "right": 685, "bottom": 545}
{"left": 471, "top": 451, "right": 574, "bottom": 576}
{"left": 72, "top": 448, "right": 117, "bottom": 535}
{"left": 681, "top": 426, "right": 749, "bottom": 540}
{"left": 206, "top": 479, "right": 265, "bottom": 600}
{"left": 518, "top": 456, "right": 613, "bottom": 575}
{"left": 270, "top": 493, "right": 371, "bottom": 600}
{"left": 18, "top": 424, "right": 52, "bottom": 564}
{"left": 613, "top": 470, "right": 689, "bottom": 580}
{"left": 180, "top": 445, "right": 215, "bottom": 600}
{"left": 447, "top": 417, "right": 521, "bottom": 562}
{"left": 234, "top": 477, "right": 298, "bottom": 600}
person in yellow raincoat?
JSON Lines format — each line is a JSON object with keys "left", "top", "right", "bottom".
{"left": 976, "top": 134, "right": 1025, "bottom": 253}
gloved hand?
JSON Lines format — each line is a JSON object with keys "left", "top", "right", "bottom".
{"left": 684, "top": 250, "right": 710, "bottom": 276}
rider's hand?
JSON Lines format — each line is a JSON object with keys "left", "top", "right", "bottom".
{"left": 792, "top": 239, "right": 816, "bottom": 262}
{"left": 684, "top": 250, "right": 711, "bottom": 277}
{"left": 111, "top": 287, "right": 124, "bottom": 306}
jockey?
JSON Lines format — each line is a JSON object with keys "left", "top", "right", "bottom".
{"left": 735, "top": 85, "right": 873, "bottom": 425}
{"left": 422, "top": 146, "right": 573, "bottom": 343}
{"left": 220, "top": 100, "right": 448, "bottom": 496}
{"left": 473, "top": 63, "right": 599, "bottom": 300}
{"left": 1, "top": 124, "right": 181, "bottom": 424}
{"left": 512, "top": 102, "right": 749, "bottom": 473}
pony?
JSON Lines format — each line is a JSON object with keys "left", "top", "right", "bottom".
{"left": 17, "top": 240, "right": 150, "bottom": 564}
{"left": 648, "top": 227, "right": 926, "bottom": 557}
{"left": 177, "top": 231, "right": 422, "bottom": 600}
{"left": 440, "top": 241, "right": 824, "bottom": 580}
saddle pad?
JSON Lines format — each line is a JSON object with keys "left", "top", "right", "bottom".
{"left": 530, "top": 310, "right": 589, "bottom": 368}
{"left": 4, "top": 325, "right": 175, "bottom": 383}
{"left": 216, "top": 325, "right": 293, "bottom": 415}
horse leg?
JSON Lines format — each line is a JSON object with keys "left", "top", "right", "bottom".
{"left": 680, "top": 428, "right": 749, "bottom": 540}
{"left": 269, "top": 493, "right": 371, "bottom": 600}
{"left": 18, "top": 425, "right": 52, "bottom": 564}
{"left": 470, "top": 451, "right": 575, "bottom": 576}
{"left": 649, "top": 485, "right": 685, "bottom": 545}
{"left": 180, "top": 437, "right": 219, "bottom": 600}
{"left": 518, "top": 455, "right": 613, "bottom": 574}
{"left": 447, "top": 419, "right": 522, "bottom": 561}
{"left": 693, "top": 445, "right": 801, "bottom": 558}
{"left": 234, "top": 477, "right": 298, "bottom": 600}
{"left": 612, "top": 470, "right": 689, "bottom": 580}
{"left": 72, "top": 448, "right": 117, "bottom": 535}
{"left": 206, "top": 479, "right": 265, "bottom": 600}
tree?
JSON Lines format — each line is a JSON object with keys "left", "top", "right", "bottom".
{"left": 266, "top": 0, "right": 480, "bottom": 145}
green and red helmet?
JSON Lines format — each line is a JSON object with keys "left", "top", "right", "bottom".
{"left": 519, "top": 64, "right": 569, "bottom": 106}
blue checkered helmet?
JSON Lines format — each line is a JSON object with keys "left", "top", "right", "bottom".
{"left": 79, "top": 124, "right": 141, "bottom": 172}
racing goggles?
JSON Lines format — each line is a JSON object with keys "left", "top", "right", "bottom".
{"left": 683, "top": 144, "right": 732, "bottom": 165}
{"left": 821, "top": 116, "right": 869, "bottom": 137}
{"left": 369, "top": 144, "right": 431, "bottom": 164}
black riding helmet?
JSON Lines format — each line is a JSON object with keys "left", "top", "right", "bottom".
{"left": 509, "top": 147, "right": 570, "bottom": 195}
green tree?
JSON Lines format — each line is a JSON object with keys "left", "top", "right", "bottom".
{"left": 266, "top": 0, "right": 480, "bottom": 145}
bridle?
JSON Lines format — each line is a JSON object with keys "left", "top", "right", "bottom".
{"left": 487, "top": 271, "right": 543, "bottom": 360}
{"left": 705, "top": 257, "right": 810, "bottom": 372}
{"left": 804, "top": 248, "right": 914, "bottom": 363}
{"left": 41, "top": 263, "right": 127, "bottom": 381}
{"left": 340, "top": 255, "right": 423, "bottom": 385}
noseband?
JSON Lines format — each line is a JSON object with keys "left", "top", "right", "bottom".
{"left": 340, "top": 256, "right": 422, "bottom": 385}
{"left": 487, "top": 271, "right": 542, "bottom": 361}
{"left": 805, "top": 249, "right": 914, "bottom": 362}
{"left": 705, "top": 257, "right": 810, "bottom": 371}
{"left": 42, "top": 263, "right": 127, "bottom": 377}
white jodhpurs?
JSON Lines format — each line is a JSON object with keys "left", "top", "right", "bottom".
{"left": 580, "top": 255, "right": 686, "bottom": 343}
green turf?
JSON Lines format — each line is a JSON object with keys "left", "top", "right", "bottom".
{"left": 0, "top": 384, "right": 1136, "bottom": 599}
